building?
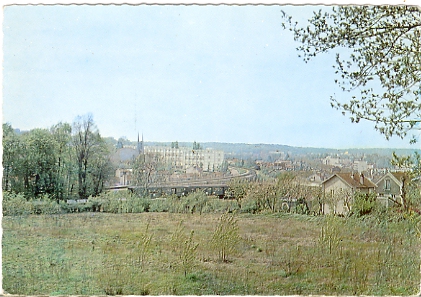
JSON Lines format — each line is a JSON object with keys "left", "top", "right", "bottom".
{"left": 144, "top": 146, "right": 224, "bottom": 172}
{"left": 323, "top": 156, "right": 342, "bottom": 167}
{"left": 375, "top": 171, "right": 408, "bottom": 207}
{"left": 111, "top": 133, "right": 144, "bottom": 186}
{"left": 273, "top": 160, "right": 293, "bottom": 170}
{"left": 321, "top": 172, "right": 376, "bottom": 215}
{"left": 353, "top": 160, "right": 374, "bottom": 173}
{"left": 111, "top": 133, "right": 144, "bottom": 165}
{"left": 115, "top": 168, "right": 133, "bottom": 186}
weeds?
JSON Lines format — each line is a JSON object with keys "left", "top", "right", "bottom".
{"left": 211, "top": 213, "right": 240, "bottom": 262}
{"left": 3, "top": 212, "right": 420, "bottom": 295}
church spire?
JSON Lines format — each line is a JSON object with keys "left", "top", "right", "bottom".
{"left": 137, "top": 132, "right": 144, "bottom": 154}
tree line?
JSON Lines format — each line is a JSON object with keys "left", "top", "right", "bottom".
{"left": 3, "top": 114, "right": 114, "bottom": 202}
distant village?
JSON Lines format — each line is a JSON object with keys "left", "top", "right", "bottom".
{"left": 109, "top": 136, "right": 415, "bottom": 215}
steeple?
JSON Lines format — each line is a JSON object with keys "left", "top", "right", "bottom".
{"left": 137, "top": 132, "right": 144, "bottom": 154}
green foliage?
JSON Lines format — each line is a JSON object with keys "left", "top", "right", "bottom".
{"left": 165, "top": 195, "right": 187, "bottom": 213}
{"left": 31, "top": 195, "right": 62, "bottom": 215}
{"left": 171, "top": 141, "right": 179, "bottom": 149}
{"left": 3, "top": 116, "right": 113, "bottom": 203}
{"left": 73, "top": 114, "right": 113, "bottom": 199}
{"left": 319, "top": 215, "right": 342, "bottom": 255}
{"left": 201, "top": 198, "right": 239, "bottom": 214}
{"left": 228, "top": 178, "right": 249, "bottom": 207}
{"left": 186, "top": 190, "right": 209, "bottom": 215}
{"left": 3, "top": 192, "right": 32, "bottom": 216}
{"left": 149, "top": 198, "right": 169, "bottom": 212}
{"left": 211, "top": 213, "right": 240, "bottom": 262}
{"left": 3, "top": 213, "right": 420, "bottom": 295}
{"left": 170, "top": 222, "right": 199, "bottom": 276}
{"left": 192, "top": 141, "right": 201, "bottom": 150}
{"left": 390, "top": 151, "right": 421, "bottom": 211}
{"left": 21, "top": 129, "right": 58, "bottom": 198}
{"left": 91, "top": 191, "right": 151, "bottom": 213}
{"left": 351, "top": 192, "right": 377, "bottom": 217}
{"left": 137, "top": 222, "right": 153, "bottom": 270}
{"left": 241, "top": 196, "right": 260, "bottom": 214}
{"left": 3, "top": 192, "right": 62, "bottom": 215}
{"left": 3, "top": 123, "right": 24, "bottom": 193}
{"left": 180, "top": 231, "right": 198, "bottom": 277}
{"left": 283, "top": 6, "right": 421, "bottom": 141}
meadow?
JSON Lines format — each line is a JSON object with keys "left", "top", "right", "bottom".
{"left": 3, "top": 210, "right": 420, "bottom": 295}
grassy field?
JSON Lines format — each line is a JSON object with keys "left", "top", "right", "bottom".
{"left": 3, "top": 211, "right": 420, "bottom": 295}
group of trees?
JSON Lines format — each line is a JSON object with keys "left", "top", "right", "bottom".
{"left": 228, "top": 173, "right": 321, "bottom": 214}
{"left": 3, "top": 114, "right": 114, "bottom": 201}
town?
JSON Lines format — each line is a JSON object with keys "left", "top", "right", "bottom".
{"left": 3, "top": 4, "right": 420, "bottom": 296}
{"left": 4, "top": 124, "right": 421, "bottom": 295}
{"left": 108, "top": 134, "right": 420, "bottom": 215}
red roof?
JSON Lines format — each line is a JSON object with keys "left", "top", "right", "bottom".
{"left": 327, "top": 173, "right": 376, "bottom": 189}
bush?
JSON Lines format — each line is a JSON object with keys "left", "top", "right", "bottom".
{"left": 31, "top": 195, "right": 62, "bottom": 215}
{"left": 166, "top": 195, "right": 186, "bottom": 213}
{"left": 351, "top": 192, "right": 377, "bottom": 217}
{"left": 3, "top": 192, "right": 32, "bottom": 216}
{"left": 149, "top": 199, "right": 169, "bottom": 212}
{"left": 210, "top": 213, "right": 240, "bottom": 262}
{"left": 241, "top": 198, "right": 259, "bottom": 214}
{"left": 3, "top": 192, "right": 62, "bottom": 216}
{"left": 202, "top": 199, "right": 239, "bottom": 213}
{"left": 92, "top": 191, "right": 152, "bottom": 213}
{"left": 124, "top": 196, "right": 150, "bottom": 213}
{"left": 186, "top": 191, "right": 209, "bottom": 214}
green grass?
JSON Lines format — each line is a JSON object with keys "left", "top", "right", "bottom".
{"left": 3, "top": 212, "right": 420, "bottom": 295}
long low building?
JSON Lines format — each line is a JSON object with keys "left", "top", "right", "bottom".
{"left": 144, "top": 146, "right": 224, "bottom": 172}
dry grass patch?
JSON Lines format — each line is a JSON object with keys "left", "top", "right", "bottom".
{"left": 3, "top": 212, "right": 420, "bottom": 295}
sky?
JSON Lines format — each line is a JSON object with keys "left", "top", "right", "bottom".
{"left": 2, "top": 3, "right": 419, "bottom": 149}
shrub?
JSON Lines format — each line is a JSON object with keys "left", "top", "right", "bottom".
{"left": 3, "top": 192, "right": 63, "bottom": 216}
{"left": 149, "top": 199, "right": 169, "bottom": 212}
{"left": 210, "top": 213, "right": 240, "bottom": 262}
{"left": 92, "top": 191, "right": 151, "bottom": 213}
{"left": 167, "top": 195, "right": 185, "bottom": 213}
{"left": 241, "top": 197, "right": 259, "bottom": 214}
{"left": 351, "top": 192, "right": 377, "bottom": 217}
{"left": 202, "top": 199, "right": 239, "bottom": 213}
{"left": 169, "top": 222, "right": 199, "bottom": 276}
{"left": 3, "top": 192, "right": 32, "bottom": 216}
{"left": 124, "top": 196, "right": 150, "bottom": 213}
{"left": 31, "top": 194, "right": 62, "bottom": 215}
{"left": 186, "top": 191, "right": 208, "bottom": 214}
{"left": 180, "top": 231, "right": 198, "bottom": 276}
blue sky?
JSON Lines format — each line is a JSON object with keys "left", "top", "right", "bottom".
{"left": 2, "top": 4, "right": 417, "bottom": 149}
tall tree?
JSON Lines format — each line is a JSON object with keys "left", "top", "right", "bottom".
{"left": 72, "top": 114, "right": 104, "bottom": 199}
{"left": 50, "top": 122, "right": 74, "bottom": 201}
{"left": 89, "top": 141, "right": 114, "bottom": 197}
{"left": 21, "top": 129, "right": 58, "bottom": 198}
{"left": 2, "top": 123, "right": 23, "bottom": 192}
{"left": 132, "top": 152, "right": 165, "bottom": 197}
{"left": 283, "top": 6, "right": 421, "bottom": 141}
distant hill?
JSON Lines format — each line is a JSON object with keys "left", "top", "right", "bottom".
{"left": 139, "top": 141, "right": 420, "bottom": 160}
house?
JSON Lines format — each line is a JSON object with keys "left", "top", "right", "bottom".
{"left": 375, "top": 171, "right": 408, "bottom": 207}
{"left": 115, "top": 168, "right": 133, "bottom": 186}
{"left": 307, "top": 172, "right": 328, "bottom": 186}
{"left": 273, "top": 160, "right": 293, "bottom": 170}
{"left": 321, "top": 172, "right": 376, "bottom": 215}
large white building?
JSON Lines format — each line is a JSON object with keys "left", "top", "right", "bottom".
{"left": 144, "top": 146, "right": 224, "bottom": 172}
